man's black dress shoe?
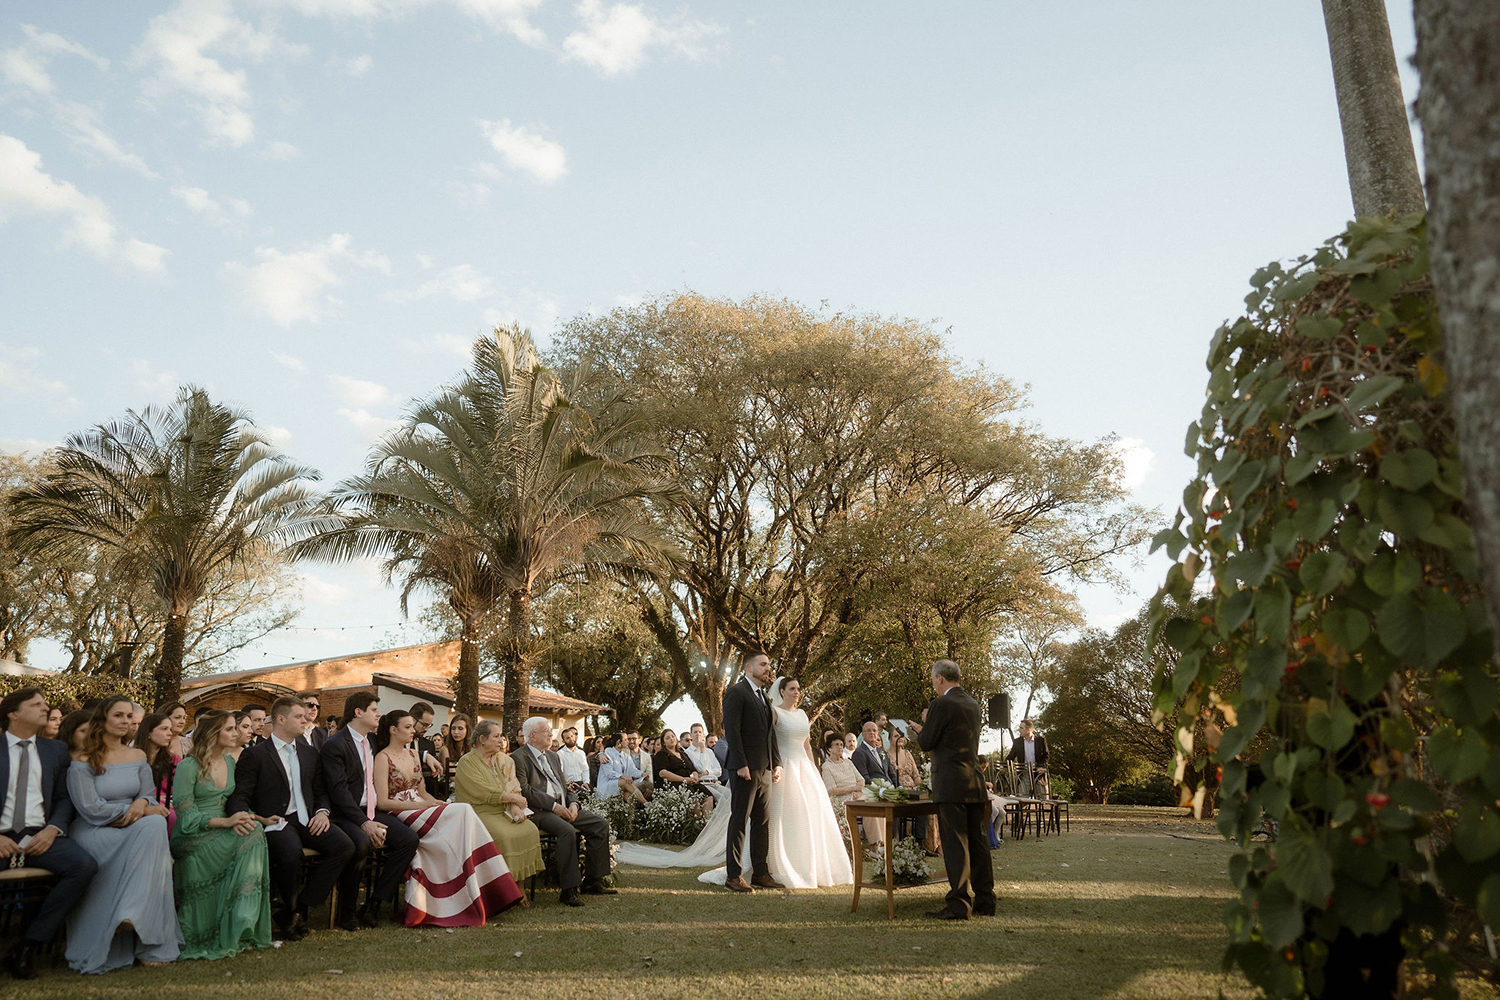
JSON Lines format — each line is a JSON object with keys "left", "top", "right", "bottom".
{"left": 2, "top": 941, "right": 37, "bottom": 980}
{"left": 973, "top": 905, "right": 996, "bottom": 917}
{"left": 279, "top": 912, "right": 310, "bottom": 941}
{"left": 925, "top": 909, "right": 970, "bottom": 920}
{"left": 581, "top": 880, "right": 618, "bottom": 895}
{"left": 358, "top": 901, "right": 381, "bottom": 927}
{"left": 334, "top": 914, "right": 360, "bottom": 932}
{"left": 560, "top": 888, "right": 585, "bottom": 907}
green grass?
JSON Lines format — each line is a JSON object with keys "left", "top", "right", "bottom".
{"left": 8, "top": 805, "right": 1495, "bottom": 1000}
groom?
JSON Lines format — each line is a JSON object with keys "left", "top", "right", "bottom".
{"left": 721, "top": 647, "right": 782, "bottom": 893}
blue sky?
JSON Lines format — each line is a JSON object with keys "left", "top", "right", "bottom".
{"left": 1, "top": 1, "right": 1420, "bottom": 706}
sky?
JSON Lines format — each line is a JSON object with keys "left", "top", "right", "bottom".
{"left": 0, "top": 1, "right": 1421, "bottom": 727}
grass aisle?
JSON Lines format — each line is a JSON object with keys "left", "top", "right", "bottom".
{"left": 9, "top": 806, "right": 1268, "bottom": 1000}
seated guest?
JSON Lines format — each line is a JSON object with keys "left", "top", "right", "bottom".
{"left": 230, "top": 696, "right": 355, "bottom": 940}
{"left": 0, "top": 688, "right": 99, "bottom": 981}
{"left": 241, "top": 705, "right": 269, "bottom": 747}
{"left": 585, "top": 737, "right": 606, "bottom": 788}
{"left": 171, "top": 711, "right": 273, "bottom": 959}
{"left": 712, "top": 729, "right": 729, "bottom": 773}
{"left": 683, "top": 724, "right": 722, "bottom": 784}
{"left": 319, "top": 691, "right": 419, "bottom": 928}
{"left": 890, "top": 732, "right": 928, "bottom": 841}
{"left": 134, "top": 712, "right": 179, "bottom": 833}
{"left": 440, "top": 713, "right": 471, "bottom": 795}
{"left": 409, "top": 702, "right": 443, "bottom": 798}
{"left": 42, "top": 704, "right": 64, "bottom": 740}
{"left": 58, "top": 710, "right": 91, "bottom": 753}
{"left": 850, "top": 721, "right": 896, "bottom": 852}
{"left": 513, "top": 717, "right": 614, "bottom": 907}
{"left": 371, "top": 710, "right": 524, "bottom": 925}
{"left": 299, "top": 692, "right": 328, "bottom": 750}
{"left": 453, "top": 720, "right": 543, "bottom": 883}
{"left": 595, "top": 736, "right": 648, "bottom": 803}
{"left": 623, "top": 731, "right": 653, "bottom": 797}
{"left": 65, "top": 696, "right": 182, "bottom": 974}
{"left": 821, "top": 734, "right": 864, "bottom": 851}
{"left": 653, "top": 729, "right": 712, "bottom": 811}
{"left": 231, "top": 712, "right": 255, "bottom": 761}
{"left": 157, "top": 701, "right": 190, "bottom": 758}
{"left": 556, "top": 727, "right": 589, "bottom": 791}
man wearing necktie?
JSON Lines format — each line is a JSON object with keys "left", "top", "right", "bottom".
{"left": 231, "top": 696, "right": 355, "bottom": 941}
{"left": 513, "top": 716, "right": 615, "bottom": 907}
{"left": 318, "top": 692, "right": 418, "bottom": 928}
{"left": 720, "top": 647, "right": 783, "bottom": 894}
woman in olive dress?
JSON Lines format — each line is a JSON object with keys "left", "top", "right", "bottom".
{"left": 453, "top": 719, "right": 544, "bottom": 882}
{"left": 170, "top": 710, "right": 273, "bottom": 960}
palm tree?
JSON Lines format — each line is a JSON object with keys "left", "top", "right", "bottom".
{"left": 6, "top": 386, "right": 319, "bottom": 705}
{"left": 289, "top": 325, "right": 676, "bottom": 731}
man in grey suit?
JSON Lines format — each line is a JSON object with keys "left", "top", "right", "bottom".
{"left": 513, "top": 716, "right": 615, "bottom": 907}
{"left": 910, "top": 659, "right": 995, "bottom": 921}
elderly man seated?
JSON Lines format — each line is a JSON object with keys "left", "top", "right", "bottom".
{"left": 513, "top": 716, "right": 616, "bottom": 907}
{"left": 595, "top": 737, "right": 650, "bottom": 804}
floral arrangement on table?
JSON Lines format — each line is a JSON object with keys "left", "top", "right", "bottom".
{"left": 641, "top": 785, "right": 709, "bottom": 846}
{"left": 864, "top": 778, "right": 910, "bottom": 802}
{"left": 890, "top": 836, "right": 934, "bottom": 886}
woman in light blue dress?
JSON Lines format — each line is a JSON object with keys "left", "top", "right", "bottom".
{"left": 65, "top": 697, "right": 183, "bottom": 974}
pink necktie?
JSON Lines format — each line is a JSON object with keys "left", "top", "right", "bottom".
{"left": 360, "top": 737, "right": 376, "bottom": 821}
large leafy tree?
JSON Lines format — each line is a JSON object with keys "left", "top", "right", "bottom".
{"left": 291, "top": 326, "right": 675, "bottom": 732}
{"left": 557, "top": 294, "right": 1151, "bottom": 731}
{"left": 6, "top": 387, "right": 318, "bottom": 705}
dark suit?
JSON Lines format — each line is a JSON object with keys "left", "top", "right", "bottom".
{"left": 231, "top": 736, "right": 355, "bottom": 921}
{"left": 1005, "top": 734, "right": 1049, "bottom": 771}
{"left": 301, "top": 726, "right": 328, "bottom": 751}
{"left": 319, "top": 728, "right": 419, "bottom": 908}
{"left": 712, "top": 738, "right": 729, "bottom": 770}
{"left": 513, "top": 744, "right": 610, "bottom": 890}
{"left": 0, "top": 733, "right": 97, "bottom": 944}
{"left": 721, "top": 675, "right": 780, "bottom": 880}
{"left": 916, "top": 687, "right": 994, "bottom": 916}
{"left": 851, "top": 740, "right": 898, "bottom": 785}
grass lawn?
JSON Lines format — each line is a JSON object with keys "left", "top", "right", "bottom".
{"left": 9, "top": 805, "right": 1497, "bottom": 1000}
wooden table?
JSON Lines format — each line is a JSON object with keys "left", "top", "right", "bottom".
{"left": 845, "top": 798, "right": 947, "bottom": 919}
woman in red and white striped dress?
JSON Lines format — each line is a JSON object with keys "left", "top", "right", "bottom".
{"left": 373, "top": 710, "right": 524, "bottom": 926}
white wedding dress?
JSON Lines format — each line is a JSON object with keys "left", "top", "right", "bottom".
{"left": 617, "top": 705, "right": 852, "bottom": 889}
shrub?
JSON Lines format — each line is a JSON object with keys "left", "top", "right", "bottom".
{"left": 641, "top": 785, "right": 709, "bottom": 845}
{"left": 0, "top": 673, "right": 148, "bottom": 711}
{"left": 1109, "top": 772, "right": 1179, "bottom": 807}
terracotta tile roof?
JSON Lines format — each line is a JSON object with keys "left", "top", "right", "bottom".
{"left": 367, "top": 672, "right": 606, "bottom": 715}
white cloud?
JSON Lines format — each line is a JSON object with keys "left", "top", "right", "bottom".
{"left": 0, "top": 436, "right": 60, "bottom": 455}
{"left": 478, "top": 118, "right": 565, "bottom": 183}
{"left": 222, "top": 233, "right": 388, "bottom": 326}
{"left": 0, "top": 133, "right": 168, "bottom": 274}
{"left": 336, "top": 407, "right": 402, "bottom": 438}
{"left": 51, "top": 101, "right": 158, "bottom": 178}
{"left": 257, "top": 0, "right": 547, "bottom": 48}
{"left": 131, "top": 358, "right": 176, "bottom": 393}
{"left": 449, "top": 0, "right": 547, "bottom": 46}
{"left": 171, "top": 184, "right": 253, "bottom": 228}
{"left": 343, "top": 53, "right": 372, "bottom": 76}
{"left": 270, "top": 350, "right": 307, "bottom": 372}
{"left": 328, "top": 374, "right": 391, "bottom": 408}
{"left": 260, "top": 423, "right": 294, "bottom": 449}
{"left": 0, "top": 26, "right": 108, "bottom": 96}
{"left": 259, "top": 140, "right": 301, "bottom": 160}
{"left": 481, "top": 294, "right": 560, "bottom": 338}
{"left": 298, "top": 570, "right": 351, "bottom": 606}
{"left": 0, "top": 343, "right": 72, "bottom": 404}
{"left": 562, "top": 0, "right": 723, "bottom": 77}
{"left": 401, "top": 332, "right": 476, "bottom": 358}
{"left": 1113, "top": 437, "right": 1155, "bottom": 491}
{"left": 135, "top": 0, "right": 302, "bottom": 148}
{"left": 382, "top": 263, "right": 494, "bottom": 304}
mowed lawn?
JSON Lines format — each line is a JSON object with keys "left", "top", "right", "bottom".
{"left": 7, "top": 804, "right": 1480, "bottom": 1000}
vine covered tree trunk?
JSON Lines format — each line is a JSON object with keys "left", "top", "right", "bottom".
{"left": 455, "top": 613, "right": 481, "bottom": 722}
{"left": 155, "top": 610, "right": 187, "bottom": 707}
{"left": 1414, "top": 0, "right": 1500, "bottom": 638}
{"left": 501, "top": 589, "right": 532, "bottom": 741}
{"left": 1322, "top": 0, "right": 1425, "bottom": 217}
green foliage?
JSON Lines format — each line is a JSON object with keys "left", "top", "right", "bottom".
{"left": 639, "top": 784, "right": 709, "bottom": 846}
{"left": 0, "top": 672, "right": 148, "bottom": 710}
{"left": 1150, "top": 215, "right": 1490, "bottom": 997}
{"left": 1110, "top": 772, "right": 1180, "bottom": 807}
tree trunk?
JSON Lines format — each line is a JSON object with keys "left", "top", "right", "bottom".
{"left": 501, "top": 589, "right": 533, "bottom": 742}
{"left": 455, "top": 614, "right": 481, "bottom": 722}
{"left": 1413, "top": 1, "right": 1500, "bottom": 638}
{"left": 1322, "top": 0, "right": 1425, "bottom": 217}
{"left": 155, "top": 611, "right": 187, "bottom": 707}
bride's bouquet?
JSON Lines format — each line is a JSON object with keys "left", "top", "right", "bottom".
{"left": 863, "top": 778, "right": 910, "bottom": 802}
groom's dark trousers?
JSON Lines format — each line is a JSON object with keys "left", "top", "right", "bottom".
{"left": 725, "top": 767, "right": 772, "bottom": 880}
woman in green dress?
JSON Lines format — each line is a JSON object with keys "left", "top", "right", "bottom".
{"left": 170, "top": 711, "right": 273, "bottom": 960}
{"left": 454, "top": 719, "right": 543, "bottom": 882}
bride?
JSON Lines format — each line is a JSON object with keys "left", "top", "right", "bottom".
{"left": 616, "top": 677, "right": 853, "bottom": 889}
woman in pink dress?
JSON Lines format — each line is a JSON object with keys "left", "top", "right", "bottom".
{"left": 134, "top": 712, "right": 180, "bottom": 834}
{"left": 372, "top": 710, "right": 523, "bottom": 927}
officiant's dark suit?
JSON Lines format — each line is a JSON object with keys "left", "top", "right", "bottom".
{"left": 722, "top": 666, "right": 780, "bottom": 884}
{"left": 230, "top": 736, "right": 355, "bottom": 926}
{"left": 916, "top": 665, "right": 995, "bottom": 919}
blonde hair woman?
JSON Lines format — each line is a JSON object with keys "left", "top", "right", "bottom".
{"left": 453, "top": 719, "right": 544, "bottom": 882}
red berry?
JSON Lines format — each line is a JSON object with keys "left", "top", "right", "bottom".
{"left": 1287, "top": 498, "right": 1299, "bottom": 511}
{"left": 1299, "top": 635, "right": 1315, "bottom": 648}
{"left": 1209, "top": 510, "right": 1223, "bottom": 520}
{"left": 1350, "top": 834, "right": 1368, "bottom": 846}
{"left": 1319, "top": 387, "right": 1331, "bottom": 398}
{"left": 1301, "top": 358, "right": 1312, "bottom": 372}
{"left": 1285, "top": 661, "right": 1304, "bottom": 676}
{"left": 1285, "top": 558, "right": 1302, "bottom": 570}
{"left": 1365, "top": 792, "right": 1389, "bottom": 810}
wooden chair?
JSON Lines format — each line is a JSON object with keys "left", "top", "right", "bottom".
{"left": 0, "top": 866, "right": 56, "bottom": 938}
{"left": 535, "top": 830, "right": 587, "bottom": 899}
{"left": 300, "top": 847, "right": 342, "bottom": 929}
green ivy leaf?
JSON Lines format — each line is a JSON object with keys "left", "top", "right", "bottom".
{"left": 1219, "top": 590, "right": 1255, "bottom": 633}
{"left": 1457, "top": 803, "right": 1500, "bottom": 862}
{"left": 1296, "top": 314, "right": 1341, "bottom": 340}
{"left": 1217, "top": 700, "right": 1267, "bottom": 760}
{"left": 1342, "top": 656, "right": 1391, "bottom": 702}
{"left": 1163, "top": 618, "right": 1200, "bottom": 652}
{"left": 1379, "top": 715, "right": 1417, "bottom": 754}
{"left": 1428, "top": 724, "right": 1485, "bottom": 783}
{"left": 1363, "top": 551, "right": 1422, "bottom": 597}
{"left": 1294, "top": 498, "right": 1339, "bottom": 542}
{"left": 1231, "top": 548, "right": 1272, "bottom": 588}
{"left": 1255, "top": 580, "right": 1291, "bottom": 641}
{"left": 1278, "top": 825, "right": 1335, "bottom": 905}
{"left": 1299, "top": 552, "right": 1346, "bottom": 598}
{"left": 1303, "top": 771, "right": 1346, "bottom": 813}
{"left": 1242, "top": 643, "right": 1286, "bottom": 699}
{"left": 1257, "top": 874, "right": 1306, "bottom": 949}
{"left": 1379, "top": 449, "right": 1437, "bottom": 491}
{"left": 1285, "top": 450, "right": 1323, "bottom": 486}
{"left": 1323, "top": 607, "right": 1370, "bottom": 650}
{"left": 1377, "top": 491, "right": 1436, "bottom": 536}
{"left": 1334, "top": 874, "right": 1403, "bottom": 936}
{"left": 1345, "top": 375, "right": 1403, "bottom": 412}
{"left": 1376, "top": 590, "right": 1467, "bottom": 667}
{"left": 1229, "top": 460, "right": 1266, "bottom": 506}
{"left": 1387, "top": 777, "right": 1441, "bottom": 814}
{"left": 1306, "top": 698, "right": 1356, "bottom": 751}
{"left": 1478, "top": 874, "right": 1500, "bottom": 932}
{"left": 1172, "top": 649, "right": 1204, "bottom": 698}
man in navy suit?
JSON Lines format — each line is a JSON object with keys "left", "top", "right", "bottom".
{"left": 851, "top": 720, "right": 898, "bottom": 785}
{"left": 319, "top": 691, "right": 418, "bottom": 927}
{"left": 0, "top": 688, "right": 98, "bottom": 980}
{"left": 231, "top": 695, "right": 355, "bottom": 939}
